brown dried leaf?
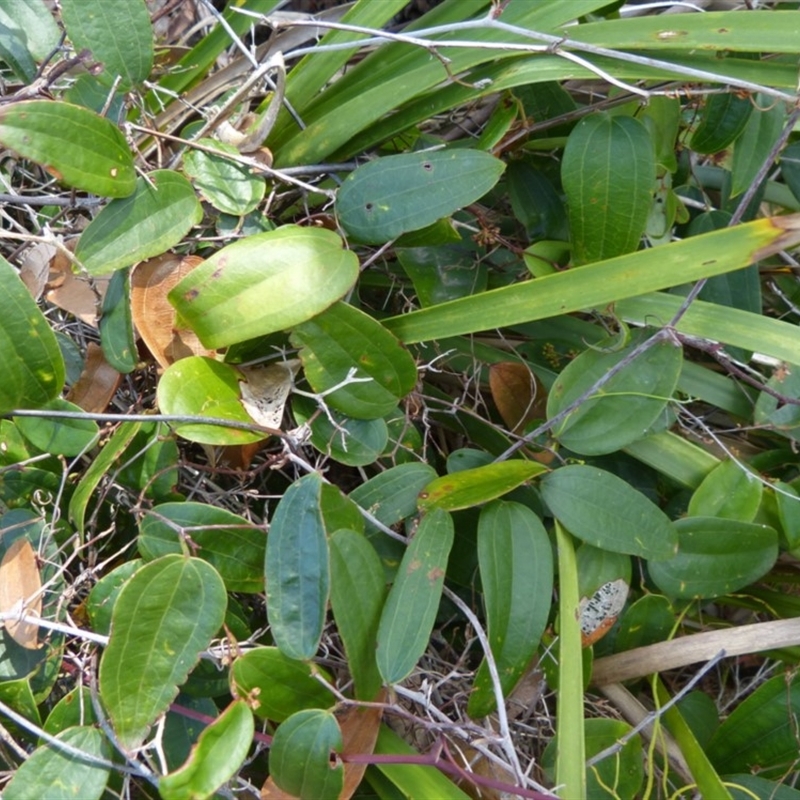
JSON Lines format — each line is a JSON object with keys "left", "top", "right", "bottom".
{"left": 0, "top": 538, "right": 42, "bottom": 649}
{"left": 66, "top": 342, "right": 121, "bottom": 413}
{"left": 131, "top": 254, "right": 214, "bottom": 368}
{"left": 238, "top": 360, "right": 300, "bottom": 430}
{"left": 488, "top": 362, "right": 544, "bottom": 433}
{"left": 45, "top": 243, "right": 109, "bottom": 326}
{"left": 19, "top": 242, "right": 56, "bottom": 300}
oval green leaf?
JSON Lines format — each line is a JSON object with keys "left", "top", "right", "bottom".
{"left": 75, "top": 170, "right": 202, "bottom": 275}
{"left": 156, "top": 357, "right": 265, "bottom": 446}
{"left": 540, "top": 465, "right": 677, "bottom": 560}
{"left": 168, "top": 225, "right": 359, "bottom": 349}
{"left": 269, "top": 709, "right": 343, "bottom": 800}
{"left": 468, "top": 501, "right": 553, "bottom": 718}
{"left": 707, "top": 674, "right": 800, "bottom": 778}
{"left": 231, "top": 646, "right": 335, "bottom": 723}
{"left": 60, "top": 0, "right": 153, "bottom": 91}
{"left": 99, "top": 268, "right": 137, "bottom": 372}
{"left": 0, "top": 256, "right": 65, "bottom": 413}
{"left": 648, "top": 517, "right": 778, "bottom": 599}
{"left": 98, "top": 555, "right": 227, "bottom": 750}
{"left": 330, "top": 529, "right": 387, "bottom": 701}
{"left": 418, "top": 461, "right": 547, "bottom": 513}
{"left": 138, "top": 502, "right": 266, "bottom": 593}
{"left": 562, "top": 113, "right": 656, "bottom": 264}
{"left": 291, "top": 300, "right": 418, "bottom": 419}
{"left": 337, "top": 149, "right": 505, "bottom": 244}
{"left": 184, "top": 138, "right": 266, "bottom": 216}
{"left": 0, "top": 100, "right": 135, "bottom": 197}
{"left": 159, "top": 700, "right": 254, "bottom": 800}
{"left": 14, "top": 399, "right": 99, "bottom": 456}
{"left": 690, "top": 92, "right": 753, "bottom": 155}
{"left": 265, "top": 473, "right": 329, "bottom": 661}
{"left": 2, "top": 726, "right": 111, "bottom": 800}
{"left": 547, "top": 333, "right": 682, "bottom": 456}
{"left": 0, "top": 0, "right": 60, "bottom": 61}
{"left": 687, "top": 459, "right": 762, "bottom": 522}
{"left": 377, "top": 508, "right": 454, "bottom": 684}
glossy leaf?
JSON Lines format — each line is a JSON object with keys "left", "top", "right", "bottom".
{"left": 75, "top": 171, "right": 202, "bottom": 275}
{"left": 0, "top": 21, "right": 36, "bottom": 82}
{"left": 614, "top": 594, "right": 674, "bottom": 653}
{"left": 138, "top": 503, "right": 266, "bottom": 593}
{"left": 540, "top": 465, "right": 677, "bottom": 560}
{"left": 169, "top": 226, "right": 359, "bottom": 349}
{"left": 547, "top": 332, "right": 682, "bottom": 455}
{"left": 265, "top": 473, "right": 328, "bottom": 661}
{"left": 269, "top": 709, "right": 343, "bottom": 799}
{"left": 0, "top": 255, "right": 64, "bottom": 413}
{"left": 707, "top": 674, "right": 800, "bottom": 778}
{"left": 648, "top": 517, "right": 778, "bottom": 599}
{"left": 377, "top": 508, "right": 454, "bottom": 684}
{"left": 562, "top": 113, "right": 656, "bottom": 264}
{"left": 184, "top": 138, "right": 265, "bottom": 215}
{"left": 330, "top": 530, "right": 386, "bottom": 701}
{"left": 85, "top": 560, "right": 141, "bottom": 637}
{"left": 730, "top": 93, "right": 786, "bottom": 198}
{"left": 60, "top": 0, "right": 153, "bottom": 91}
{"left": 726, "top": 775, "right": 800, "bottom": 800}
{"left": 2, "top": 726, "right": 111, "bottom": 800}
{"left": 0, "top": 100, "right": 135, "bottom": 197}
{"left": 418, "top": 460, "right": 547, "bottom": 512}
{"left": 292, "top": 301, "right": 417, "bottom": 419}
{"left": 14, "top": 399, "right": 98, "bottom": 456}
{"left": 99, "top": 269, "right": 137, "bottom": 373}
{"left": 687, "top": 459, "right": 762, "bottom": 522}
{"left": 159, "top": 700, "right": 254, "bottom": 800}
{"left": 231, "top": 646, "right": 334, "bottom": 723}
{"left": 337, "top": 149, "right": 504, "bottom": 244}
{"left": 690, "top": 92, "right": 753, "bottom": 155}
{"left": 468, "top": 501, "right": 553, "bottom": 718}
{"left": 98, "top": 555, "right": 227, "bottom": 750}
{"left": 156, "top": 357, "right": 266, "bottom": 445}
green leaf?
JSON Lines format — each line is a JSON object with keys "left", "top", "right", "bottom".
{"left": 184, "top": 138, "right": 266, "bottom": 216}
{"left": 0, "top": 0, "right": 60, "bottom": 61}
{"left": 2, "top": 726, "right": 111, "bottom": 800}
{"left": 169, "top": 226, "right": 359, "bottom": 349}
{"left": 291, "top": 301, "right": 418, "bottom": 419}
{"left": 231, "top": 646, "right": 334, "bottom": 723}
{"left": 418, "top": 461, "right": 548, "bottom": 513}
{"left": 336, "top": 149, "right": 505, "bottom": 244}
{"left": 648, "top": 517, "right": 778, "bottom": 599}
{"left": 75, "top": 171, "right": 202, "bottom": 275}
{"left": 726, "top": 775, "right": 800, "bottom": 800}
{"left": 99, "top": 269, "right": 137, "bottom": 372}
{"left": 0, "top": 20, "right": 36, "bottom": 82}
{"left": 540, "top": 465, "right": 677, "bottom": 560}
{"left": 0, "top": 100, "right": 135, "bottom": 197}
{"left": 690, "top": 92, "right": 753, "bottom": 155}
{"left": 562, "top": 113, "right": 656, "bottom": 264}
{"left": 265, "top": 473, "right": 328, "bottom": 661}
{"left": 330, "top": 530, "right": 386, "bottom": 701}
{"left": 85, "top": 560, "right": 142, "bottom": 637}
{"left": 614, "top": 593, "right": 674, "bottom": 652}
{"left": 156, "top": 357, "right": 265, "bottom": 446}
{"left": 68, "top": 422, "right": 141, "bottom": 537}
{"left": 14, "top": 399, "right": 99, "bottom": 456}
{"left": 384, "top": 215, "right": 800, "bottom": 344}
{"left": 0, "top": 255, "right": 64, "bottom": 413}
{"left": 376, "top": 508, "right": 454, "bottom": 684}
{"left": 293, "top": 395, "right": 389, "bottom": 467}
{"left": 687, "top": 459, "right": 762, "bottom": 522}
{"left": 731, "top": 93, "right": 787, "bottom": 198}
{"left": 468, "top": 501, "right": 553, "bottom": 718}
{"left": 159, "top": 700, "right": 254, "bottom": 800}
{"left": 60, "top": 0, "right": 153, "bottom": 91}
{"left": 707, "top": 673, "right": 800, "bottom": 778}
{"left": 98, "top": 555, "right": 227, "bottom": 750}
{"left": 269, "top": 709, "right": 343, "bottom": 800}
{"left": 138, "top": 503, "right": 266, "bottom": 592}
{"left": 507, "top": 161, "right": 568, "bottom": 240}
{"left": 547, "top": 332, "right": 682, "bottom": 455}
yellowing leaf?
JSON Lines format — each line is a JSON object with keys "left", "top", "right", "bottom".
{"left": 0, "top": 537, "right": 41, "bottom": 649}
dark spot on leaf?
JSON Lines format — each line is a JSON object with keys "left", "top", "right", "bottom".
{"left": 717, "top": 28, "right": 730, "bottom": 34}
{"left": 427, "top": 566, "right": 444, "bottom": 582}
{"left": 422, "top": 161, "right": 433, "bottom": 171}
{"left": 702, "top": 260, "right": 716, "bottom": 266}
{"left": 365, "top": 202, "right": 374, "bottom": 213}
{"left": 212, "top": 267, "right": 224, "bottom": 279}
{"left": 184, "top": 289, "right": 200, "bottom": 301}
